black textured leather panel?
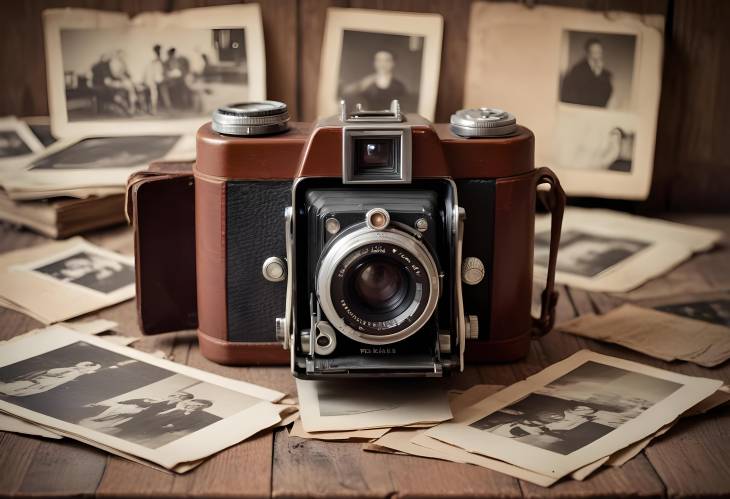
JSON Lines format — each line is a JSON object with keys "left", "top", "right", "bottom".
{"left": 226, "top": 181, "right": 292, "bottom": 342}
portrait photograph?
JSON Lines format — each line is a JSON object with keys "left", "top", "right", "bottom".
{"left": 0, "top": 118, "right": 45, "bottom": 163}
{"left": 559, "top": 30, "right": 636, "bottom": 110}
{"left": 43, "top": 5, "right": 265, "bottom": 137}
{"left": 469, "top": 361, "right": 681, "bottom": 455}
{"left": 463, "top": 3, "right": 663, "bottom": 199}
{"left": 0, "top": 326, "right": 285, "bottom": 469}
{"left": 424, "top": 350, "right": 721, "bottom": 479}
{"left": 318, "top": 8, "right": 443, "bottom": 120}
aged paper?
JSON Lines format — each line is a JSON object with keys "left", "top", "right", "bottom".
{"left": 0, "top": 413, "right": 62, "bottom": 439}
{"left": 534, "top": 208, "right": 721, "bottom": 292}
{"left": 317, "top": 8, "right": 443, "bottom": 120}
{"left": 289, "top": 419, "right": 388, "bottom": 441}
{"left": 0, "top": 237, "right": 135, "bottom": 323}
{"left": 0, "top": 134, "right": 195, "bottom": 201}
{"left": 559, "top": 304, "right": 730, "bottom": 367}
{"left": 43, "top": 5, "right": 265, "bottom": 138}
{"left": 464, "top": 2, "right": 663, "bottom": 200}
{"left": 0, "top": 326, "right": 286, "bottom": 470}
{"left": 296, "top": 378, "right": 452, "bottom": 432}
{"left": 424, "top": 350, "right": 721, "bottom": 479}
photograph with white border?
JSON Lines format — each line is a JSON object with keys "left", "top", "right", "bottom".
{"left": 424, "top": 350, "right": 721, "bottom": 479}
{"left": 533, "top": 207, "right": 722, "bottom": 292}
{"left": 0, "top": 237, "right": 135, "bottom": 323}
{"left": 463, "top": 2, "right": 663, "bottom": 199}
{"left": 317, "top": 8, "right": 443, "bottom": 120}
{"left": 43, "top": 4, "right": 265, "bottom": 138}
{"left": 0, "top": 325, "right": 285, "bottom": 470}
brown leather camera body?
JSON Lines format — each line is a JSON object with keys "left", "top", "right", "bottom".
{"left": 127, "top": 112, "right": 564, "bottom": 367}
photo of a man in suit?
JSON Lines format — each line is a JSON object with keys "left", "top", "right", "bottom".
{"left": 561, "top": 38, "right": 613, "bottom": 107}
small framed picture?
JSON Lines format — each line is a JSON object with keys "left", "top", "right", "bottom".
{"left": 0, "top": 118, "right": 45, "bottom": 164}
{"left": 317, "top": 8, "right": 443, "bottom": 121}
{"left": 43, "top": 4, "right": 266, "bottom": 138}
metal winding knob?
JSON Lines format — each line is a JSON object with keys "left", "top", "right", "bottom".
{"left": 462, "top": 257, "right": 485, "bottom": 285}
{"left": 466, "top": 315, "right": 479, "bottom": 340}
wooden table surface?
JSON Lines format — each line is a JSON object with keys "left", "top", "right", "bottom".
{"left": 1, "top": 214, "right": 729, "bottom": 498}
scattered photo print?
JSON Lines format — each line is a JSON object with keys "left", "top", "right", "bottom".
{"left": 470, "top": 361, "right": 681, "bottom": 455}
{"left": 60, "top": 27, "right": 248, "bottom": 122}
{"left": 31, "top": 250, "right": 134, "bottom": 294}
{"left": 0, "top": 131, "right": 33, "bottom": 158}
{"left": 0, "top": 341, "right": 258, "bottom": 449}
{"left": 559, "top": 30, "right": 637, "bottom": 110}
{"left": 29, "top": 124, "right": 57, "bottom": 147}
{"left": 317, "top": 381, "right": 402, "bottom": 417}
{"left": 338, "top": 30, "right": 424, "bottom": 112}
{"left": 535, "top": 229, "right": 650, "bottom": 277}
{"left": 29, "top": 136, "right": 179, "bottom": 170}
{"left": 656, "top": 299, "right": 730, "bottom": 328}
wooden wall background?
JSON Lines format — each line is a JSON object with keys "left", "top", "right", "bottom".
{"left": 0, "top": 0, "right": 728, "bottom": 212}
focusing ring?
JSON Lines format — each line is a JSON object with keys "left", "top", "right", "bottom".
{"left": 316, "top": 226, "right": 440, "bottom": 345}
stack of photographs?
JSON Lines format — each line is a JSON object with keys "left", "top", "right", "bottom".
{"left": 0, "top": 325, "right": 291, "bottom": 472}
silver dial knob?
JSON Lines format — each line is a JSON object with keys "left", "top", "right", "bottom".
{"left": 450, "top": 108, "right": 517, "bottom": 137}
{"left": 462, "top": 257, "right": 485, "bottom": 285}
{"left": 212, "top": 101, "right": 289, "bottom": 136}
{"left": 262, "top": 256, "right": 287, "bottom": 282}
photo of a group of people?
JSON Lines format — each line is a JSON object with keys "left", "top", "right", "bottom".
{"left": 470, "top": 361, "right": 682, "bottom": 455}
{"left": 535, "top": 229, "right": 650, "bottom": 278}
{"left": 0, "top": 341, "right": 258, "bottom": 449}
{"left": 30, "top": 249, "right": 135, "bottom": 295}
{"left": 60, "top": 27, "right": 248, "bottom": 122}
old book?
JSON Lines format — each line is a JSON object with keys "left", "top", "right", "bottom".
{"left": 0, "top": 189, "right": 125, "bottom": 238}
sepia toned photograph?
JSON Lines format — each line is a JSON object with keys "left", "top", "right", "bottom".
{"left": 338, "top": 30, "right": 424, "bottom": 113}
{"left": 463, "top": 3, "right": 663, "bottom": 199}
{"left": 425, "top": 350, "right": 722, "bottom": 479}
{"left": 656, "top": 299, "right": 730, "bottom": 328}
{"left": 29, "top": 136, "right": 180, "bottom": 170}
{"left": 559, "top": 30, "right": 636, "bottom": 110}
{"left": 535, "top": 228, "right": 650, "bottom": 278}
{"left": 0, "top": 326, "right": 285, "bottom": 468}
{"left": 469, "top": 361, "right": 681, "bottom": 455}
{"left": 60, "top": 28, "right": 247, "bottom": 122}
{"left": 44, "top": 5, "right": 265, "bottom": 136}
{"left": 318, "top": 8, "right": 443, "bottom": 120}
{"left": 30, "top": 250, "right": 135, "bottom": 295}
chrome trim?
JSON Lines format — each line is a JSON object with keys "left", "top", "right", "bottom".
{"left": 283, "top": 207, "right": 294, "bottom": 352}
{"left": 454, "top": 205, "right": 466, "bottom": 371}
{"left": 316, "top": 226, "right": 440, "bottom": 345}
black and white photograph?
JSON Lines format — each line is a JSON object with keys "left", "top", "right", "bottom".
{"left": 60, "top": 28, "right": 247, "bottom": 122}
{"left": 559, "top": 30, "right": 636, "bottom": 110}
{"left": 338, "top": 30, "right": 423, "bottom": 113}
{"left": 469, "top": 361, "right": 681, "bottom": 455}
{"left": 463, "top": 3, "right": 663, "bottom": 199}
{"left": 318, "top": 8, "right": 443, "bottom": 120}
{"left": 0, "top": 326, "right": 285, "bottom": 468}
{"left": 0, "top": 118, "right": 45, "bottom": 162}
{"left": 30, "top": 250, "right": 135, "bottom": 294}
{"left": 535, "top": 228, "right": 650, "bottom": 277}
{"left": 44, "top": 5, "right": 265, "bottom": 136}
{"left": 656, "top": 299, "right": 730, "bottom": 328}
{"left": 425, "top": 350, "right": 721, "bottom": 479}
{"left": 29, "top": 136, "right": 179, "bottom": 170}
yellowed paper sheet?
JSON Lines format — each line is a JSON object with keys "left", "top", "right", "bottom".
{"left": 289, "top": 419, "right": 388, "bottom": 441}
{"left": 559, "top": 304, "right": 730, "bottom": 367}
{"left": 425, "top": 350, "right": 721, "bottom": 479}
{"left": 0, "top": 326, "right": 286, "bottom": 470}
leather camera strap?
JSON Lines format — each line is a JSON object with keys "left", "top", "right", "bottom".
{"left": 531, "top": 167, "right": 566, "bottom": 337}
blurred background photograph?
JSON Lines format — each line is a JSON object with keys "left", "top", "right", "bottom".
{"left": 60, "top": 27, "right": 248, "bottom": 122}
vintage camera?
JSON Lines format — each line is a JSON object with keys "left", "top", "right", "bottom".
{"left": 127, "top": 100, "right": 565, "bottom": 377}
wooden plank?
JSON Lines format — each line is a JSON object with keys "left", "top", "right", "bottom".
{"left": 0, "top": 433, "right": 41, "bottom": 496}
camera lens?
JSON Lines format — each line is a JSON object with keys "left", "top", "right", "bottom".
{"left": 353, "top": 259, "right": 407, "bottom": 312}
